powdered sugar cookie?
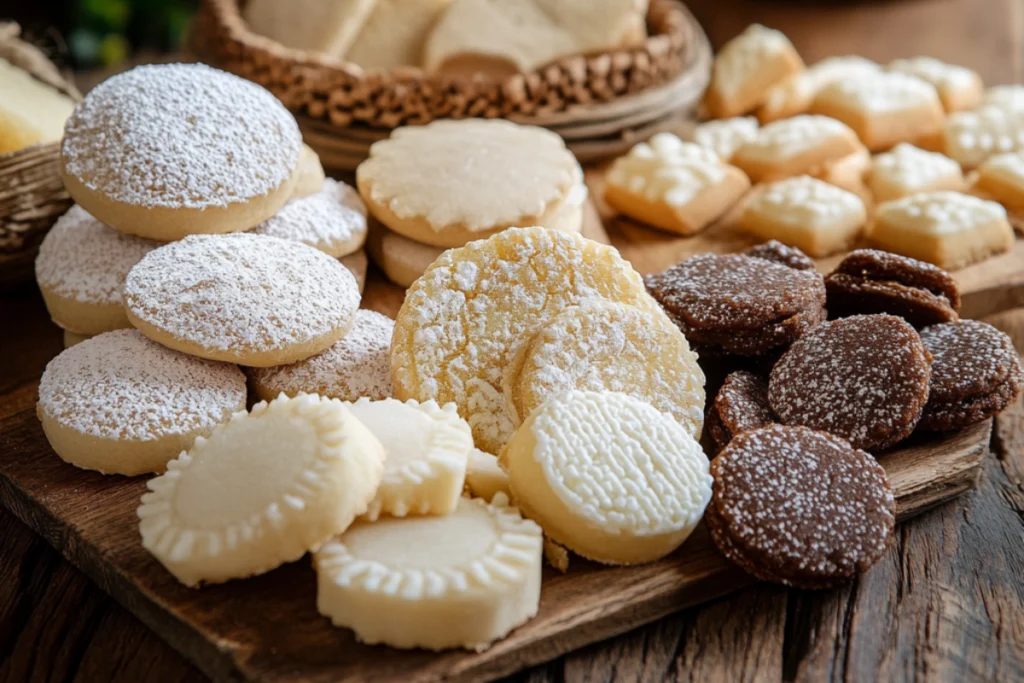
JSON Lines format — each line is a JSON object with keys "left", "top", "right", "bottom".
{"left": 252, "top": 179, "right": 367, "bottom": 258}
{"left": 61, "top": 64, "right": 301, "bottom": 241}
{"left": 35, "top": 205, "right": 157, "bottom": 335}
{"left": 867, "top": 143, "right": 965, "bottom": 202}
{"left": 888, "top": 57, "right": 983, "bottom": 112}
{"left": 37, "top": 329, "right": 246, "bottom": 476}
{"left": 731, "top": 115, "right": 862, "bottom": 183}
{"left": 248, "top": 309, "right": 393, "bottom": 402}
{"left": 138, "top": 393, "right": 385, "bottom": 586}
{"left": 704, "top": 24, "right": 804, "bottom": 119}
{"left": 293, "top": 143, "right": 326, "bottom": 198}
{"left": 392, "top": 227, "right": 655, "bottom": 454}
{"left": 124, "top": 233, "right": 360, "bottom": 367}
{"left": 341, "top": 250, "right": 368, "bottom": 293}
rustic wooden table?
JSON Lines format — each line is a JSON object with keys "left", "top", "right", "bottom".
{"left": 2, "top": 1, "right": 1023, "bottom": 681}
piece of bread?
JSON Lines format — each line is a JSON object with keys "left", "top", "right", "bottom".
{"left": 243, "top": 0, "right": 378, "bottom": 57}
{"left": 0, "top": 57, "right": 76, "bottom": 154}
{"left": 345, "top": 0, "right": 452, "bottom": 68}
{"left": 704, "top": 24, "right": 804, "bottom": 119}
{"left": 888, "top": 57, "right": 983, "bottom": 113}
{"left": 731, "top": 114, "right": 862, "bottom": 183}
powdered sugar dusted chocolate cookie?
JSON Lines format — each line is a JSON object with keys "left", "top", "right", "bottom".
{"left": 707, "top": 371, "right": 775, "bottom": 453}
{"left": 743, "top": 240, "right": 816, "bottom": 271}
{"left": 769, "top": 314, "right": 931, "bottom": 451}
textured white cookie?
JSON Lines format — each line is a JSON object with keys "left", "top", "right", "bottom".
{"left": 314, "top": 494, "right": 542, "bottom": 651}
{"left": 731, "top": 114, "right": 862, "bottom": 183}
{"left": 757, "top": 55, "right": 880, "bottom": 123}
{"left": 500, "top": 390, "right": 712, "bottom": 565}
{"left": 243, "top": 0, "right": 377, "bottom": 56}
{"left": 888, "top": 56, "right": 983, "bottom": 112}
{"left": 867, "top": 143, "right": 965, "bottom": 202}
{"left": 345, "top": 0, "right": 451, "bottom": 67}
{"left": 465, "top": 449, "right": 511, "bottom": 502}
{"left": 687, "top": 116, "right": 759, "bottom": 161}
{"left": 252, "top": 179, "right": 367, "bottom": 258}
{"left": 944, "top": 106, "right": 1024, "bottom": 168}
{"left": 704, "top": 24, "right": 804, "bottom": 119}
{"left": 138, "top": 394, "right": 385, "bottom": 587}
{"left": 292, "top": 143, "right": 326, "bottom": 198}
{"left": 982, "top": 85, "right": 1024, "bottom": 112}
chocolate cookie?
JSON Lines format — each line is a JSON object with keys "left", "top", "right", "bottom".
{"left": 769, "top": 314, "right": 931, "bottom": 451}
{"left": 708, "top": 425, "right": 895, "bottom": 589}
{"left": 744, "top": 240, "right": 816, "bottom": 271}
{"left": 918, "top": 320, "right": 1024, "bottom": 431}
{"left": 707, "top": 371, "right": 776, "bottom": 453}
{"left": 646, "top": 253, "right": 827, "bottom": 358}
{"left": 825, "top": 249, "right": 960, "bottom": 327}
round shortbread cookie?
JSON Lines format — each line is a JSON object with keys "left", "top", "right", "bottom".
{"left": 314, "top": 494, "right": 542, "bottom": 651}
{"left": 251, "top": 178, "right": 367, "bottom": 258}
{"left": 248, "top": 309, "right": 393, "bottom": 402}
{"left": 500, "top": 390, "right": 712, "bottom": 565}
{"left": 357, "top": 120, "right": 582, "bottom": 247}
{"left": 366, "top": 220, "right": 446, "bottom": 288}
{"left": 63, "top": 330, "right": 91, "bottom": 348}
{"left": 341, "top": 250, "right": 368, "bottom": 294}
{"left": 138, "top": 393, "right": 385, "bottom": 586}
{"left": 124, "top": 233, "right": 360, "bottom": 367}
{"left": 391, "top": 227, "right": 656, "bottom": 454}
{"left": 504, "top": 301, "right": 705, "bottom": 437}
{"left": 292, "top": 143, "right": 326, "bottom": 198}
{"left": 35, "top": 205, "right": 158, "bottom": 335}
{"left": 37, "top": 329, "right": 246, "bottom": 476}
{"left": 61, "top": 64, "right": 301, "bottom": 241}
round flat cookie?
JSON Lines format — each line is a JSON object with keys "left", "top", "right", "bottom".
{"left": 124, "top": 233, "right": 360, "bottom": 367}
{"left": 366, "top": 220, "right": 446, "bottom": 288}
{"left": 708, "top": 370, "right": 776, "bottom": 453}
{"left": 292, "top": 143, "right": 326, "bottom": 198}
{"left": 252, "top": 178, "right": 367, "bottom": 258}
{"left": 391, "top": 227, "right": 656, "bottom": 454}
{"left": 743, "top": 240, "right": 816, "bottom": 270}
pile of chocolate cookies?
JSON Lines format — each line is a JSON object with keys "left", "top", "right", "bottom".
{"left": 647, "top": 243, "right": 1023, "bottom": 588}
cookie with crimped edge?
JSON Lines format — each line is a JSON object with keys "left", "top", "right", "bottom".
{"left": 357, "top": 119, "right": 583, "bottom": 247}
{"left": 770, "top": 314, "right": 931, "bottom": 452}
{"left": 706, "top": 370, "right": 775, "bottom": 454}
{"left": 757, "top": 55, "right": 880, "bottom": 123}
{"left": 825, "top": 249, "right": 960, "bottom": 327}
{"left": 465, "top": 448, "right": 511, "bottom": 502}
{"left": 314, "top": 493, "right": 542, "bottom": 652}
{"left": 811, "top": 72, "right": 945, "bottom": 152}
{"left": 35, "top": 204, "right": 158, "bottom": 335}
{"left": 340, "top": 250, "right": 368, "bottom": 294}
{"left": 392, "top": 227, "right": 657, "bottom": 454}
{"left": 731, "top": 115, "right": 863, "bottom": 183}
{"left": 60, "top": 64, "right": 301, "bottom": 241}
{"left": 867, "top": 143, "right": 965, "bottom": 202}
{"left": 604, "top": 133, "right": 751, "bottom": 236}
{"left": 704, "top": 24, "right": 804, "bottom": 119}
{"left": 248, "top": 309, "right": 393, "bottom": 403}
{"left": 499, "top": 390, "right": 711, "bottom": 565}
{"left": 707, "top": 424, "right": 895, "bottom": 589}
{"left": 503, "top": 300, "right": 705, "bottom": 439}
{"left": 251, "top": 178, "right": 367, "bottom": 258}
{"left": 867, "top": 191, "right": 1013, "bottom": 270}
{"left": 742, "top": 240, "right": 815, "bottom": 270}
{"left": 138, "top": 393, "right": 384, "bottom": 587}
{"left": 970, "top": 152, "right": 1024, "bottom": 231}
{"left": 292, "top": 143, "right": 326, "bottom": 199}
{"left": 918, "top": 320, "right": 1024, "bottom": 431}
{"left": 686, "top": 116, "right": 759, "bottom": 162}
{"left": 343, "top": 398, "right": 472, "bottom": 520}
{"left": 944, "top": 106, "right": 1024, "bottom": 168}
{"left": 38, "top": 329, "right": 246, "bottom": 476}
{"left": 124, "top": 233, "right": 360, "bottom": 367}
{"left": 888, "top": 57, "right": 983, "bottom": 113}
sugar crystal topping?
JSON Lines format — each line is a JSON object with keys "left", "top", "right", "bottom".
{"left": 876, "top": 191, "right": 1007, "bottom": 236}
{"left": 714, "top": 24, "right": 793, "bottom": 99}
{"left": 871, "top": 144, "right": 962, "bottom": 193}
{"left": 690, "top": 117, "right": 759, "bottom": 160}
{"left": 920, "top": 320, "right": 1021, "bottom": 400}
{"left": 819, "top": 71, "right": 939, "bottom": 113}
{"left": 888, "top": 57, "right": 979, "bottom": 91}
{"left": 748, "top": 175, "right": 866, "bottom": 229}
{"left": 944, "top": 106, "right": 1024, "bottom": 167}
{"left": 737, "top": 115, "right": 853, "bottom": 162}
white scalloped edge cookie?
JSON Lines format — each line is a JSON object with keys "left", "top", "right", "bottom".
{"left": 314, "top": 493, "right": 542, "bottom": 652}
{"left": 137, "top": 393, "right": 385, "bottom": 586}
{"left": 704, "top": 24, "right": 804, "bottom": 119}
{"left": 344, "top": 398, "right": 472, "bottom": 520}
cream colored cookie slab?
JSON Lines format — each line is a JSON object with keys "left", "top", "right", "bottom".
{"left": 731, "top": 115, "right": 862, "bottom": 183}
{"left": 138, "top": 394, "right": 385, "bottom": 587}
{"left": 344, "top": 398, "right": 472, "bottom": 520}
{"left": 391, "top": 227, "right": 657, "bottom": 454}
{"left": 252, "top": 178, "right": 367, "bottom": 258}
{"left": 983, "top": 85, "right": 1024, "bottom": 112}
{"left": 888, "top": 57, "right": 983, "bottom": 112}
{"left": 686, "top": 116, "right": 759, "bottom": 162}
{"left": 704, "top": 24, "right": 804, "bottom": 119}
{"left": 314, "top": 494, "right": 542, "bottom": 651}
{"left": 366, "top": 220, "right": 446, "bottom": 288}
{"left": 38, "top": 329, "right": 246, "bottom": 476}
{"left": 867, "top": 143, "right": 965, "bottom": 202}
{"left": 465, "top": 449, "right": 510, "bottom": 502}
{"left": 604, "top": 133, "right": 751, "bottom": 236}
{"left": 292, "top": 144, "right": 326, "bottom": 199}
{"left": 243, "top": 0, "right": 378, "bottom": 56}
{"left": 63, "top": 330, "right": 91, "bottom": 348}
{"left": 341, "top": 250, "right": 368, "bottom": 293}
{"left": 505, "top": 301, "right": 705, "bottom": 438}
{"left": 973, "top": 152, "right": 1024, "bottom": 214}
{"left": 0, "top": 57, "right": 77, "bottom": 154}
{"left": 810, "top": 146, "right": 871, "bottom": 196}
{"left": 757, "top": 55, "right": 880, "bottom": 123}
{"left": 811, "top": 72, "right": 946, "bottom": 152}
{"left": 868, "top": 191, "right": 1014, "bottom": 269}
{"left": 944, "top": 106, "right": 1024, "bottom": 168}
{"left": 345, "top": 0, "right": 451, "bottom": 67}
{"left": 499, "top": 390, "right": 712, "bottom": 565}
{"left": 738, "top": 175, "right": 867, "bottom": 257}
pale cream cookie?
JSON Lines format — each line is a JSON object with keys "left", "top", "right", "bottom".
{"left": 35, "top": 204, "right": 158, "bottom": 336}
{"left": 868, "top": 191, "right": 1014, "bottom": 269}
{"left": 867, "top": 143, "right": 965, "bottom": 202}
{"left": 757, "top": 55, "right": 880, "bottom": 123}
{"left": 37, "top": 329, "right": 246, "bottom": 476}
{"left": 391, "top": 227, "right": 656, "bottom": 454}
{"left": 357, "top": 119, "right": 582, "bottom": 247}
{"left": 970, "top": 152, "right": 1024, "bottom": 230}
{"left": 704, "top": 24, "right": 804, "bottom": 119}
{"left": 731, "top": 114, "right": 862, "bottom": 183}
{"left": 686, "top": 116, "right": 759, "bottom": 162}
{"left": 982, "top": 85, "right": 1024, "bottom": 112}
{"left": 341, "top": 250, "right": 368, "bottom": 293}
{"left": 504, "top": 300, "right": 705, "bottom": 438}
{"left": 292, "top": 143, "right": 326, "bottom": 199}
{"left": 124, "top": 233, "right": 360, "bottom": 367}
{"left": 63, "top": 330, "right": 91, "bottom": 348}
{"left": 365, "top": 220, "right": 446, "bottom": 288}
{"left": 888, "top": 57, "right": 983, "bottom": 112}
{"left": 314, "top": 494, "right": 542, "bottom": 651}
{"left": 252, "top": 178, "right": 367, "bottom": 258}
{"left": 810, "top": 146, "right": 872, "bottom": 196}
{"left": 944, "top": 106, "right": 1024, "bottom": 168}
{"left": 61, "top": 64, "right": 301, "bottom": 241}
{"left": 138, "top": 394, "right": 384, "bottom": 587}
{"left": 465, "top": 448, "right": 510, "bottom": 502}
{"left": 248, "top": 309, "right": 394, "bottom": 403}
{"left": 243, "top": 0, "right": 378, "bottom": 57}
{"left": 604, "top": 133, "right": 751, "bottom": 236}
{"left": 499, "top": 390, "right": 712, "bottom": 565}
{"left": 738, "top": 175, "right": 867, "bottom": 257}
{"left": 345, "top": 0, "right": 452, "bottom": 68}
{"left": 811, "top": 71, "right": 945, "bottom": 152}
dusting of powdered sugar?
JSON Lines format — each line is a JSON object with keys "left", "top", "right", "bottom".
{"left": 61, "top": 63, "right": 301, "bottom": 209}
{"left": 123, "top": 233, "right": 359, "bottom": 353}
{"left": 38, "top": 329, "right": 246, "bottom": 440}
{"left": 35, "top": 205, "right": 158, "bottom": 304}
{"left": 920, "top": 319, "right": 1021, "bottom": 401}
{"left": 251, "top": 178, "right": 367, "bottom": 255}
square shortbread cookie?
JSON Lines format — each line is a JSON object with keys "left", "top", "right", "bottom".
{"left": 704, "top": 24, "right": 804, "bottom": 119}
{"left": 811, "top": 72, "right": 945, "bottom": 152}
{"left": 731, "top": 114, "right": 862, "bottom": 183}
{"left": 605, "top": 132, "right": 751, "bottom": 236}
{"left": 757, "top": 55, "right": 880, "bottom": 123}
{"left": 972, "top": 152, "right": 1024, "bottom": 230}
{"left": 944, "top": 106, "right": 1024, "bottom": 168}
{"left": 687, "top": 117, "right": 759, "bottom": 162}
{"left": 811, "top": 147, "right": 872, "bottom": 196}
{"left": 737, "top": 175, "right": 867, "bottom": 257}
{"left": 869, "top": 191, "right": 1014, "bottom": 270}
{"left": 867, "top": 143, "right": 965, "bottom": 202}
{"left": 888, "top": 57, "right": 983, "bottom": 112}
{"left": 983, "top": 85, "right": 1024, "bottom": 112}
